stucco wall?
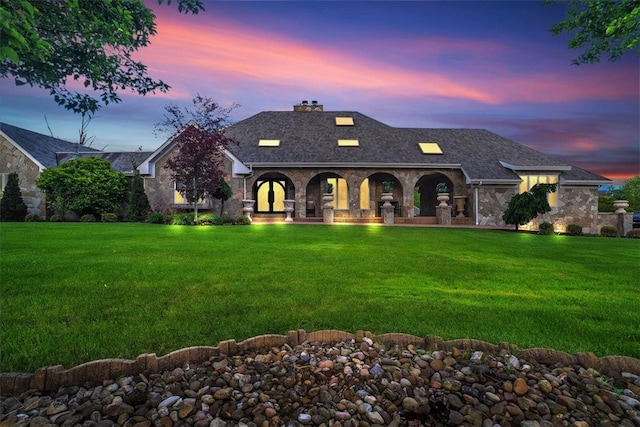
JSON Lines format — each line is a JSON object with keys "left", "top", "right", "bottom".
{"left": 0, "top": 136, "right": 46, "bottom": 217}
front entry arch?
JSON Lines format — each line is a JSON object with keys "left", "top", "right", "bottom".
{"left": 254, "top": 173, "right": 294, "bottom": 214}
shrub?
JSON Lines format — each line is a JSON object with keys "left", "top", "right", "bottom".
{"left": 538, "top": 221, "right": 554, "bottom": 235}
{"left": 81, "top": 214, "right": 96, "bottom": 222}
{"left": 50, "top": 214, "right": 64, "bottom": 222}
{"left": 24, "top": 214, "right": 40, "bottom": 222}
{"left": 212, "top": 215, "right": 225, "bottom": 225}
{"left": 101, "top": 213, "right": 118, "bottom": 222}
{"left": 146, "top": 211, "right": 168, "bottom": 224}
{"left": 197, "top": 213, "right": 218, "bottom": 225}
{"left": 221, "top": 215, "right": 235, "bottom": 225}
{"left": 127, "top": 170, "right": 150, "bottom": 222}
{"left": 172, "top": 212, "right": 195, "bottom": 225}
{"left": 566, "top": 224, "right": 583, "bottom": 235}
{"left": 626, "top": 229, "right": 640, "bottom": 239}
{"left": 600, "top": 225, "right": 618, "bottom": 237}
{"left": 0, "top": 172, "right": 28, "bottom": 221}
{"left": 236, "top": 215, "right": 251, "bottom": 225}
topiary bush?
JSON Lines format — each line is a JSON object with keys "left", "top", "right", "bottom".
{"left": 81, "top": 214, "right": 96, "bottom": 222}
{"left": 566, "top": 223, "right": 583, "bottom": 236}
{"left": 24, "top": 214, "right": 40, "bottom": 222}
{"left": 0, "top": 172, "right": 28, "bottom": 221}
{"left": 538, "top": 221, "right": 554, "bottom": 235}
{"left": 146, "top": 211, "right": 167, "bottom": 224}
{"left": 236, "top": 215, "right": 251, "bottom": 225}
{"left": 600, "top": 225, "right": 618, "bottom": 237}
{"left": 626, "top": 229, "right": 640, "bottom": 239}
{"left": 50, "top": 214, "right": 64, "bottom": 222}
{"left": 101, "top": 213, "right": 118, "bottom": 222}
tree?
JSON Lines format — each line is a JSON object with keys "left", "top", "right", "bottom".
{"left": 502, "top": 183, "right": 558, "bottom": 230}
{"left": 211, "top": 178, "right": 233, "bottom": 216}
{"left": 599, "top": 175, "right": 640, "bottom": 211}
{"left": 549, "top": 0, "right": 640, "bottom": 65}
{"left": 127, "top": 170, "right": 151, "bottom": 222}
{"left": 36, "top": 157, "right": 128, "bottom": 218}
{"left": 0, "top": 173, "right": 28, "bottom": 221}
{"left": 1, "top": 0, "right": 204, "bottom": 114}
{"left": 156, "top": 94, "right": 239, "bottom": 221}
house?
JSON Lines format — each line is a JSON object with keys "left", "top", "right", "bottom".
{"left": 139, "top": 101, "right": 610, "bottom": 232}
{"left": 1, "top": 102, "right": 611, "bottom": 232}
{"left": 0, "top": 122, "right": 149, "bottom": 218}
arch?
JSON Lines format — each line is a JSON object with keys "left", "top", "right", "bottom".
{"left": 364, "top": 172, "right": 403, "bottom": 217}
{"left": 305, "top": 172, "right": 347, "bottom": 216}
{"left": 253, "top": 172, "right": 295, "bottom": 214}
{"left": 415, "top": 173, "right": 454, "bottom": 216}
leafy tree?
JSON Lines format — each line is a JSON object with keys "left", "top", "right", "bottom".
{"left": 502, "top": 183, "right": 558, "bottom": 230}
{"left": 549, "top": 0, "right": 640, "bottom": 65}
{"left": 36, "top": 157, "right": 128, "bottom": 218}
{"left": 599, "top": 175, "right": 640, "bottom": 211}
{"left": 211, "top": 178, "right": 233, "bottom": 216}
{"left": 156, "top": 94, "right": 238, "bottom": 221}
{"left": 127, "top": 170, "right": 151, "bottom": 222}
{"left": 0, "top": 0, "right": 204, "bottom": 114}
{"left": 0, "top": 172, "right": 28, "bottom": 221}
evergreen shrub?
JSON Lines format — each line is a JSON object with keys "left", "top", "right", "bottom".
{"left": 626, "top": 229, "right": 640, "bottom": 239}
{"left": 538, "top": 221, "right": 554, "bottom": 235}
{"left": 50, "top": 214, "right": 64, "bottom": 222}
{"left": 25, "top": 214, "right": 40, "bottom": 222}
{"left": 0, "top": 173, "right": 28, "bottom": 221}
{"left": 101, "top": 213, "right": 118, "bottom": 222}
{"left": 600, "top": 226, "right": 618, "bottom": 237}
{"left": 146, "top": 211, "right": 167, "bottom": 224}
{"left": 81, "top": 214, "right": 96, "bottom": 222}
{"left": 236, "top": 215, "right": 251, "bottom": 225}
{"left": 566, "top": 224, "right": 583, "bottom": 235}
{"left": 196, "top": 214, "right": 218, "bottom": 225}
{"left": 171, "top": 212, "right": 194, "bottom": 225}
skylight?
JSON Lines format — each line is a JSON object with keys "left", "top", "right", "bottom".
{"left": 419, "top": 142, "right": 443, "bottom": 154}
{"left": 258, "top": 139, "right": 280, "bottom": 147}
{"left": 338, "top": 139, "right": 359, "bottom": 146}
{"left": 335, "top": 117, "right": 354, "bottom": 126}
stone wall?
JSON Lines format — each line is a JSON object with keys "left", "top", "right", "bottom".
{"left": 475, "top": 185, "right": 515, "bottom": 226}
{"left": 0, "top": 136, "right": 46, "bottom": 217}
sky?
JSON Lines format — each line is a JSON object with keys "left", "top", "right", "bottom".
{"left": 1, "top": 1, "right": 638, "bottom": 180}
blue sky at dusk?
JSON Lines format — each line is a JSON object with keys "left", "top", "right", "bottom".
{"left": 1, "top": 1, "right": 638, "bottom": 179}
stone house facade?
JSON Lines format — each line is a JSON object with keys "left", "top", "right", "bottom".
{"left": 1, "top": 102, "right": 613, "bottom": 232}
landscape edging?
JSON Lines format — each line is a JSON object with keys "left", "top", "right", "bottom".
{"left": 2, "top": 329, "right": 639, "bottom": 396}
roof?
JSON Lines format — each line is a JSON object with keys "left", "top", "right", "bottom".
{"left": 223, "top": 111, "right": 609, "bottom": 183}
{"left": 0, "top": 122, "right": 99, "bottom": 169}
{"left": 57, "top": 151, "right": 154, "bottom": 174}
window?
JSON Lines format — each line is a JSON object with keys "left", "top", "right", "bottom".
{"left": 335, "top": 117, "right": 354, "bottom": 126}
{"left": 519, "top": 174, "right": 558, "bottom": 207}
{"left": 327, "top": 177, "right": 348, "bottom": 209}
{"left": 0, "top": 173, "right": 9, "bottom": 196}
{"left": 338, "top": 139, "right": 359, "bottom": 146}
{"left": 360, "top": 178, "right": 370, "bottom": 209}
{"left": 258, "top": 139, "right": 280, "bottom": 147}
{"left": 418, "top": 142, "right": 443, "bottom": 154}
{"left": 174, "top": 181, "right": 203, "bottom": 204}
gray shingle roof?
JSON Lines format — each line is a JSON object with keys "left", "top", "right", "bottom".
{"left": 56, "top": 152, "right": 154, "bottom": 173}
{"left": 1, "top": 122, "right": 99, "bottom": 168}
{"left": 223, "top": 111, "right": 608, "bottom": 182}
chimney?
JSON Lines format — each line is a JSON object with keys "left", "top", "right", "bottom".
{"left": 294, "top": 100, "right": 323, "bottom": 112}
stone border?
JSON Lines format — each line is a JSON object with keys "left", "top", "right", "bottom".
{"left": 2, "top": 330, "right": 639, "bottom": 396}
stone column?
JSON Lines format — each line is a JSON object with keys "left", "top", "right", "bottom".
{"left": 242, "top": 200, "right": 255, "bottom": 222}
{"left": 614, "top": 200, "right": 629, "bottom": 237}
{"left": 381, "top": 192, "right": 394, "bottom": 225}
{"left": 322, "top": 193, "right": 334, "bottom": 223}
{"left": 436, "top": 205, "right": 452, "bottom": 225}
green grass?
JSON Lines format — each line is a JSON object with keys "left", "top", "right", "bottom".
{"left": 1, "top": 223, "right": 638, "bottom": 372}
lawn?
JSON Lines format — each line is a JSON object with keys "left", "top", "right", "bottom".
{"left": 1, "top": 222, "right": 638, "bottom": 373}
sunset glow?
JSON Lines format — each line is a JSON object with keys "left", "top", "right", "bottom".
{"left": 0, "top": 1, "right": 637, "bottom": 179}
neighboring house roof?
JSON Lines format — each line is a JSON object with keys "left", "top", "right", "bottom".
{"left": 223, "top": 111, "right": 610, "bottom": 184}
{"left": 0, "top": 122, "right": 99, "bottom": 170}
{"left": 57, "top": 151, "right": 153, "bottom": 174}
